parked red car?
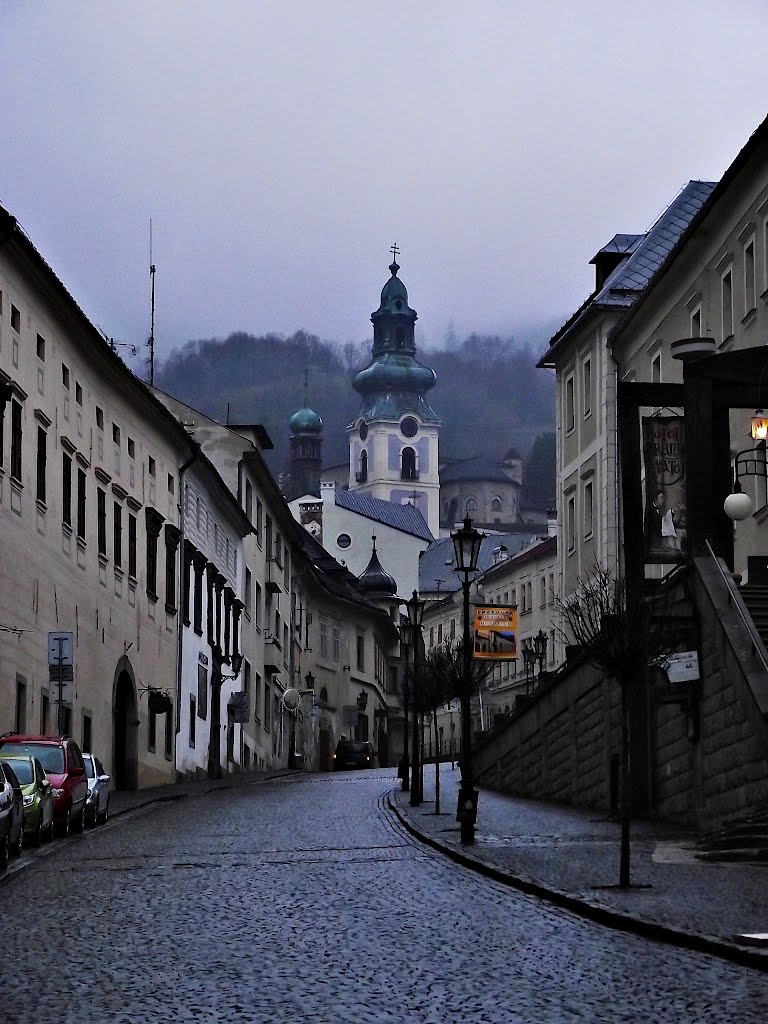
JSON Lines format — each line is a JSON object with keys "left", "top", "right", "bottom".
{"left": 0, "top": 735, "right": 88, "bottom": 836}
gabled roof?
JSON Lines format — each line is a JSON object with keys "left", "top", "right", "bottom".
{"left": 538, "top": 180, "right": 717, "bottom": 367}
{"left": 419, "top": 532, "right": 545, "bottom": 595}
{"left": 335, "top": 488, "right": 433, "bottom": 542}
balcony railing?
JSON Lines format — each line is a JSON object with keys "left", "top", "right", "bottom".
{"left": 400, "top": 469, "right": 420, "bottom": 481}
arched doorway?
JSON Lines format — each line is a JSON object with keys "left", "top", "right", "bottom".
{"left": 113, "top": 668, "right": 138, "bottom": 790}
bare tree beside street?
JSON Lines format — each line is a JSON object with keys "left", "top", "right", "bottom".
{"left": 418, "top": 641, "right": 494, "bottom": 815}
{"left": 556, "top": 564, "right": 677, "bottom": 888}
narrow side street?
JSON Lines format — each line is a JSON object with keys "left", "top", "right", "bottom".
{"left": 2, "top": 770, "right": 766, "bottom": 1024}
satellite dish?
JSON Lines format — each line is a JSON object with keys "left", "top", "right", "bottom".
{"left": 283, "top": 688, "right": 300, "bottom": 710}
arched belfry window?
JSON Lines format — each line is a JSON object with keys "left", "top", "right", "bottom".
{"left": 396, "top": 326, "right": 405, "bottom": 346}
{"left": 465, "top": 496, "right": 477, "bottom": 512}
{"left": 401, "top": 447, "right": 418, "bottom": 481}
{"left": 492, "top": 496, "right": 502, "bottom": 512}
{"left": 357, "top": 449, "right": 368, "bottom": 483}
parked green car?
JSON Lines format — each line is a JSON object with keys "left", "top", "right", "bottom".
{"left": 0, "top": 755, "right": 54, "bottom": 846}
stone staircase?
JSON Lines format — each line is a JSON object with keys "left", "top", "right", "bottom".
{"left": 696, "top": 807, "right": 768, "bottom": 862}
{"left": 739, "top": 584, "right": 768, "bottom": 651}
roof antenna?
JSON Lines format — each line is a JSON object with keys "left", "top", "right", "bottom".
{"left": 148, "top": 218, "right": 156, "bottom": 386}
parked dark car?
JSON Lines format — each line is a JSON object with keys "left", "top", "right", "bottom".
{"left": 0, "top": 761, "right": 25, "bottom": 867}
{"left": 0, "top": 736, "right": 88, "bottom": 836}
{"left": 83, "top": 753, "right": 112, "bottom": 825}
{"left": 332, "top": 739, "right": 375, "bottom": 771}
{"left": 0, "top": 755, "right": 54, "bottom": 846}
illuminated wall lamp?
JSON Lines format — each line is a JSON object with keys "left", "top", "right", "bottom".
{"left": 751, "top": 411, "right": 768, "bottom": 441}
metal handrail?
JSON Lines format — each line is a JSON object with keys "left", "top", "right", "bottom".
{"left": 704, "top": 539, "right": 768, "bottom": 676}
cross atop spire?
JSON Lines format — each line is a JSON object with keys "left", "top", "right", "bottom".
{"left": 390, "top": 242, "right": 400, "bottom": 262}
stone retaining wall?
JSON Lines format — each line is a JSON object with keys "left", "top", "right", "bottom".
{"left": 474, "top": 556, "right": 768, "bottom": 828}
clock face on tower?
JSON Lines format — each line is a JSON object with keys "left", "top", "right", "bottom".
{"left": 400, "top": 416, "right": 418, "bottom": 438}
{"left": 359, "top": 421, "right": 368, "bottom": 440}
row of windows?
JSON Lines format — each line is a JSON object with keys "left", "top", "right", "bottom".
{"left": 13, "top": 674, "right": 172, "bottom": 763}
{"left": 357, "top": 446, "right": 421, "bottom": 482}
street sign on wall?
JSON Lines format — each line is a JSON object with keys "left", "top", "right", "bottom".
{"left": 48, "top": 631, "right": 74, "bottom": 666}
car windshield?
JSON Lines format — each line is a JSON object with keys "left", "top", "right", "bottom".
{"left": 84, "top": 757, "right": 95, "bottom": 779}
{"left": 340, "top": 742, "right": 370, "bottom": 753}
{"left": 1, "top": 759, "right": 33, "bottom": 784}
{"left": 0, "top": 743, "right": 65, "bottom": 774}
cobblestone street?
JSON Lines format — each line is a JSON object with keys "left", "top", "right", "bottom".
{"left": 2, "top": 769, "right": 767, "bottom": 1024}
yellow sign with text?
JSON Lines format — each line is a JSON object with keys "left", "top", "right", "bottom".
{"left": 473, "top": 605, "right": 518, "bottom": 660}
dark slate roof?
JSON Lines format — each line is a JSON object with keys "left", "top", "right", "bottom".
{"left": 335, "top": 488, "right": 433, "bottom": 541}
{"left": 538, "top": 180, "right": 717, "bottom": 366}
{"left": 479, "top": 535, "right": 557, "bottom": 585}
{"left": 419, "top": 532, "right": 545, "bottom": 595}
{"left": 299, "top": 530, "right": 391, "bottom": 618}
{"left": 439, "top": 454, "right": 519, "bottom": 486}
{"left": 595, "top": 181, "right": 716, "bottom": 304}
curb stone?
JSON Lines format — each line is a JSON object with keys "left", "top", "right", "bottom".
{"left": 387, "top": 789, "right": 768, "bottom": 975}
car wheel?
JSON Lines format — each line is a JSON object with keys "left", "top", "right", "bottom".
{"left": 72, "top": 805, "right": 85, "bottom": 834}
{"left": 31, "top": 812, "right": 43, "bottom": 848}
{"left": 98, "top": 797, "right": 109, "bottom": 824}
{"left": 12, "top": 820, "right": 23, "bottom": 857}
{"left": 56, "top": 808, "right": 71, "bottom": 839}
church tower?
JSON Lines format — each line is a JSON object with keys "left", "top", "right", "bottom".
{"left": 349, "top": 250, "right": 441, "bottom": 536}
{"left": 285, "top": 385, "right": 323, "bottom": 500}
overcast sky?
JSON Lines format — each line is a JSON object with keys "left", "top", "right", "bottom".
{"left": 3, "top": 1, "right": 768, "bottom": 365}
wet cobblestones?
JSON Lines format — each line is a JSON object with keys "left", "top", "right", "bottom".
{"left": 2, "top": 770, "right": 767, "bottom": 1023}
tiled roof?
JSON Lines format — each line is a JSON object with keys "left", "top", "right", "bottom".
{"left": 419, "top": 532, "right": 545, "bottom": 595}
{"left": 538, "top": 180, "right": 717, "bottom": 365}
{"left": 335, "top": 488, "right": 433, "bottom": 542}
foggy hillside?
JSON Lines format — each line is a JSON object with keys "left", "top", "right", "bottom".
{"left": 154, "top": 326, "right": 557, "bottom": 493}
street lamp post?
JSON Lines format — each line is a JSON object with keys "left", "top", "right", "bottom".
{"left": 534, "top": 628, "right": 549, "bottom": 678}
{"left": 399, "top": 621, "right": 412, "bottom": 792}
{"left": 406, "top": 589, "right": 425, "bottom": 806}
{"left": 522, "top": 639, "right": 536, "bottom": 695}
{"left": 451, "top": 515, "right": 484, "bottom": 844}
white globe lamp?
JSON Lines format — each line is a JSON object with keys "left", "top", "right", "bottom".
{"left": 724, "top": 490, "right": 753, "bottom": 521}
{"left": 282, "top": 688, "right": 301, "bottom": 711}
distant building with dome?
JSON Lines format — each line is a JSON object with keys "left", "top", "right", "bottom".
{"left": 347, "top": 255, "right": 441, "bottom": 536}
{"left": 439, "top": 447, "right": 524, "bottom": 531}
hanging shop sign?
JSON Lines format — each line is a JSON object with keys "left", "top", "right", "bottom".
{"left": 473, "top": 605, "right": 518, "bottom": 660}
{"left": 642, "top": 416, "right": 687, "bottom": 563}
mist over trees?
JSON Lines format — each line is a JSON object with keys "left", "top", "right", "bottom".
{"left": 154, "top": 327, "right": 556, "bottom": 485}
